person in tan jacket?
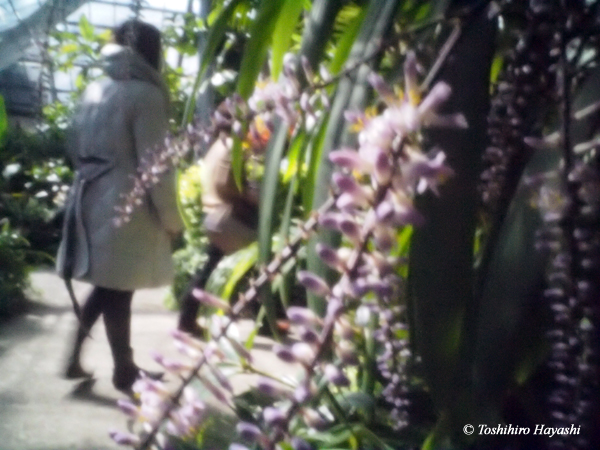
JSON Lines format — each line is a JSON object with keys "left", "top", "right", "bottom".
{"left": 177, "top": 135, "right": 259, "bottom": 336}
{"left": 57, "top": 20, "right": 183, "bottom": 391}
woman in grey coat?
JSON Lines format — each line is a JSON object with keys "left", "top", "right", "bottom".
{"left": 57, "top": 20, "right": 183, "bottom": 391}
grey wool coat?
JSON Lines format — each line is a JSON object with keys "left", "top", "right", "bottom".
{"left": 56, "top": 44, "right": 183, "bottom": 290}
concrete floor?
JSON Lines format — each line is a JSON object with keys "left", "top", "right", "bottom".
{"left": 0, "top": 270, "right": 296, "bottom": 450}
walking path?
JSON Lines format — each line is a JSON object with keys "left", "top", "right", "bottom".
{"left": 0, "top": 270, "right": 292, "bottom": 450}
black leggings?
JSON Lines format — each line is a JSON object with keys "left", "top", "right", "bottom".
{"left": 76, "top": 286, "right": 134, "bottom": 365}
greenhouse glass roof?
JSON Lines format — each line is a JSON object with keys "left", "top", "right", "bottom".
{"left": 1, "top": 0, "right": 204, "bottom": 116}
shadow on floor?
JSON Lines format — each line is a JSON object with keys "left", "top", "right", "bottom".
{"left": 67, "top": 378, "right": 121, "bottom": 409}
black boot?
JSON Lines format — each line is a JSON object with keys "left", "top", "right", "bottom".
{"left": 64, "top": 288, "right": 103, "bottom": 379}
{"left": 177, "top": 245, "right": 224, "bottom": 338}
{"left": 101, "top": 288, "right": 163, "bottom": 392}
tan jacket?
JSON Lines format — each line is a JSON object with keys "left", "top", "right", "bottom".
{"left": 56, "top": 45, "right": 183, "bottom": 290}
{"left": 202, "top": 139, "right": 258, "bottom": 254}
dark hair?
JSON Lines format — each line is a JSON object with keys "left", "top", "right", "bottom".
{"left": 114, "top": 20, "right": 162, "bottom": 70}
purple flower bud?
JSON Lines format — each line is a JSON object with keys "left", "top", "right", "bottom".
{"left": 229, "top": 444, "right": 250, "bottom": 450}
{"left": 344, "top": 110, "right": 365, "bottom": 126}
{"left": 338, "top": 218, "right": 361, "bottom": 242}
{"left": 318, "top": 213, "right": 339, "bottom": 230}
{"left": 302, "top": 408, "right": 329, "bottom": 430}
{"left": 294, "top": 384, "right": 313, "bottom": 403}
{"left": 372, "top": 280, "right": 394, "bottom": 298}
{"left": 386, "top": 198, "right": 424, "bottom": 226}
{"left": 274, "top": 344, "right": 297, "bottom": 363}
{"left": 418, "top": 82, "right": 451, "bottom": 115}
{"left": 151, "top": 351, "right": 190, "bottom": 373}
{"left": 116, "top": 399, "right": 139, "bottom": 418}
{"left": 336, "top": 192, "right": 361, "bottom": 212}
{"left": 257, "top": 377, "right": 288, "bottom": 397}
{"left": 316, "top": 243, "right": 343, "bottom": 270}
{"left": 192, "top": 289, "right": 230, "bottom": 311}
{"left": 403, "top": 51, "right": 419, "bottom": 99}
{"left": 287, "top": 306, "right": 319, "bottom": 325}
{"left": 374, "top": 150, "right": 393, "bottom": 184}
{"left": 376, "top": 201, "right": 394, "bottom": 222}
{"left": 324, "top": 364, "right": 350, "bottom": 387}
{"left": 298, "top": 271, "right": 331, "bottom": 297}
{"left": 299, "top": 326, "right": 320, "bottom": 344}
{"left": 368, "top": 72, "right": 395, "bottom": 102}
{"left": 329, "top": 148, "right": 369, "bottom": 172}
{"left": 292, "top": 342, "right": 316, "bottom": 366}
{"left": 236, "top": 422, "right": 263, "bottom": 442}
{"left": 332, "top": 173, "right": 365, "bottom": 198}
{"left": 326, "top": 297, "right": 344, "bottom": 319}
{"left": 263, "top": 406, "right": 287, "bottom": 428}
{"left": 109, "top": 429, "right": 140, "bottom": 446}
{"left": 292, "top": 437, "right": 315, "bottom": 450}
{"left": 352, "top": 277, "right": 370, "bottom": 297}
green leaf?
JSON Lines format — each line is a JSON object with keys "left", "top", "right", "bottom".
{"left": 182, "top": 0, "right": 244, "bottom": 124}
{"left": 79, "top": 15, "right": 95, "bottom": 41}
{"left": 221, "top": 243, "right": 258, "bottom": 300}
{"left": 236, "top": 0, "right": 286, "bottom": 99}
{"left": 298, "top": 0, "right": 345, "bottom": 72}
{"left": 283, "top": 129, "right": 307, "bottom": 183}
{"left": 270, "top": 0, "right": 305, "bottom": 80}
{"left": 60, "top": 43, "right": 79, "bottom": 54}
{"left": 329, "top": 5, "right": 367, "bottom": 75}
{"left": 0, "top": 95, "right": 7, "bottom": 144}
{"left": 257, "top": 121, "right": 288, "bottom": 337}
{"left": 335, "top": 392, "right": 376, "bottom": 416}
{"left": 490, "top": 54, "right": 504, "bottom": 85}
{"left": 408, "top": 8, "right": 497, "bottom": 441}
{"left": 302, "top": 113, "right": 329, "bottom": 214}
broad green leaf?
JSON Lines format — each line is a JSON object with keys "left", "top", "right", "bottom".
{"left": 182, "top": 0, "right": 244, "bottom": 124}
{"left": 302, "top": 113, "right": 329, "bottom": 214}
{"left": 79, "top": 16, "right": 95, "bottom": 41}
{"left": 408, "top": 8, "right": 496, "bottom": 441}
{"left": 270, "top": 0, "right": 305, "bottom": 80}
{"left": 329, "top": 5, "right": 367, "bottom": 75}
{"left": 279, "top": 171, "right": 298, "bottom": 249}
{"left": 283, "top": 129, "right": 306, "bottom": 183}
{"left": 257, "top": 121, "right": 288, "bottom": 337}
{"left": 221, "top": 243, "right": 258, "bottom": 300}
{"left": 236, "top": 0, "right": 286, "bottom": 100}
{"left": 298, "top": 0, "right": 345, "bottom": 72}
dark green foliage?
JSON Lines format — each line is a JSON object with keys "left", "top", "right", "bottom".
{"left": 0, "top": 220, "right": 31, "bottom": 316}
